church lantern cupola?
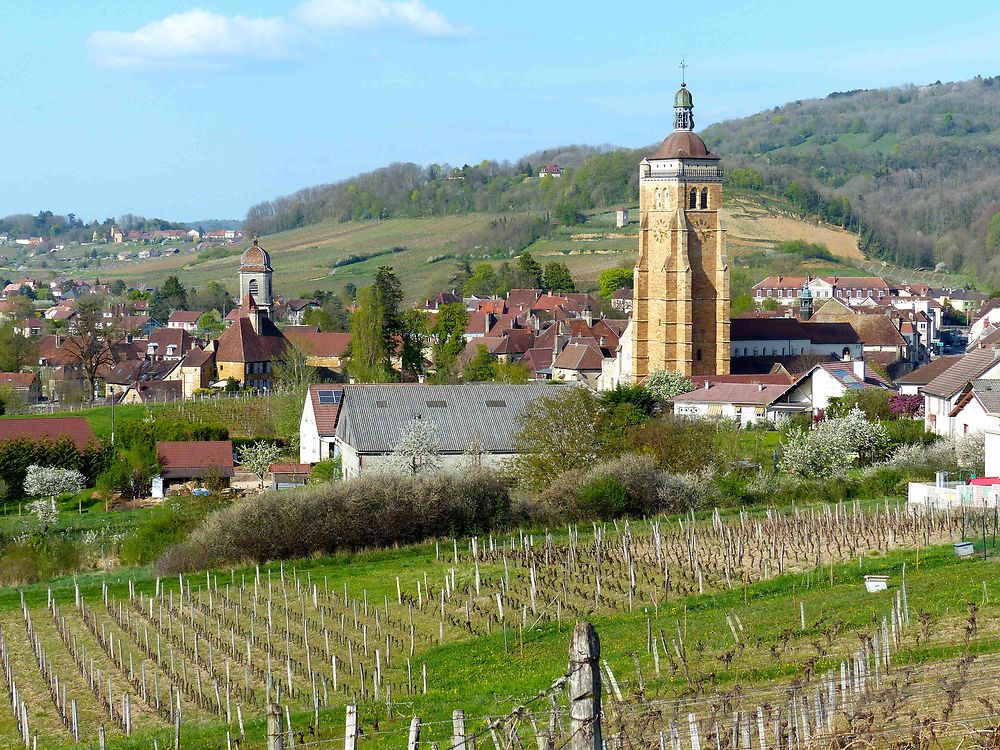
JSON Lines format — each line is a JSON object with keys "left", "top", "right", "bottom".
{"left": 239, "top": 237, "right": 274, "bottom": 319}
{"left": 674, "top": 83, "right": 695, "bottom": 131}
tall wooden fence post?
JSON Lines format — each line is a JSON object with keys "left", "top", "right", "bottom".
{"left": 568, "top": 622, "right": 602, "bottom": 750}
{"left": 409, "top": 716, "right": 423, "bottom": 750}
{"left": 453, "top": 710, "right": 467, "bottom": 750}
{"left": 268, "top": 703, "right": 284, "bottom": 750}
{"left": 345, "top": 704, "right": 359, "bottom": 750}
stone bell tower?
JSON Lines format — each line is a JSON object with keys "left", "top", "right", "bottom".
{"left": 631, "top": 79, "right": 730, "bottom": 380}
{"left": 239, "top": 238, "right": 274, "bottom": 319}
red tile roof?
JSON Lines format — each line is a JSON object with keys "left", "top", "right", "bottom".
{"left": 0, "top": 417, "right": 96, "bottom": 449}
{"left": 269, "top": 463, "right": 312, "bottom": 475}
{"left": 215, "top": 317, "right": 288, "bottom": 363}
{"left": 0, "top": 372, "right": 37, "bottom": 388}
{"left": 168, "top": 310, "right": 202, "bottom": 324}
{"left": 285, "top": 330, "right": 352, "bottom": 358}
{"left": 157, "top": 440, "right": 234, "bottom": 479}
{"left": 307, "top": 384, "right": 344, "bottom": 437}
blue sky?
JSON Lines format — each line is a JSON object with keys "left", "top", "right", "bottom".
{"left": 2, "top": 0, "right": 998, "bottom": 222}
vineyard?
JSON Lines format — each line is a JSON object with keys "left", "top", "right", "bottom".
{"left": 0, "top": 502, "right": 998, "bottom": 748}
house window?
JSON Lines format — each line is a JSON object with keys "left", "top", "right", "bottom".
{"left": 767, "top": 289, "right": 772, "bottom": 297}
{"left": 689, "top": 188, "right": 697, "bottom": 209}
{"left": 700, "top": 188, "right": 708, "bottom": 209}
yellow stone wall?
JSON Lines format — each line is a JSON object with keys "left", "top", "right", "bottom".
{"left": 632, "top": 171, "right": 729, "bottom": 380}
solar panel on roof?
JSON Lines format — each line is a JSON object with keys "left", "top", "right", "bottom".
{"left": 317, "top": 390, "right": 340, "bottom": 404}
{"left": 426, "top": 400, "right": 447, "bottom": 408}
{"left": 485, "top": 399, "right": 506, "bottom": 407}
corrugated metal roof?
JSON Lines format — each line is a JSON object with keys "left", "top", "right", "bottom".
{"left": 335, "top": 383, "right": 569, "bottom": 454}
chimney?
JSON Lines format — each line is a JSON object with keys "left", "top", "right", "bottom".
{"left": 54, "top": 334, "right": 63, "bottom": 348}
{"left": 704, "top": 380, "right": 711, "bottom": 389}
{"left": 853, "top": 358, "right": 866, "bottom": 381}
{"left": 582, "top": 306, "right": 593, "bottom": 326}
{"left": 758, "top": 383, "right": 765, "bottom": 391}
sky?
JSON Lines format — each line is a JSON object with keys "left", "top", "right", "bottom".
{"left": 2, "top": 0, "right": 998, "bottom": 222}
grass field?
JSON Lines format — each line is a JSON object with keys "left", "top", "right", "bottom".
{"left": 0, "top": 500, "right": 996, "bottom": 749}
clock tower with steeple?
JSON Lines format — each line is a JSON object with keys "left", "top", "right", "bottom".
{"left": 631, "top": 78, "right": 730, "bottom": 380}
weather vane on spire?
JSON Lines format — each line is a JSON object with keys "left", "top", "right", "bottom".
{"left": 679, "top": 56, "right": 688, "bottom": 86}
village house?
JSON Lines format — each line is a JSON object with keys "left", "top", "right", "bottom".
{"left": 299, "top": 384, "right": 344, "bottom": 463}
{"left": 300, "top": 383, "right": 563, "bottom": 476}
{"left": 894, "top": 355, "right": 962, "bottom": 396}
{"left": 777, "top": 359, "right": 896, "bottom": 415}
{"left": 752, "top": 276, "right": 890, "bottom": 306}
{"left": 167, "top": 310, "right": 203, "bottom": 331}
{"left": 923, "top": 349, "right": 1000, "bottom": 438}
{"left": 169, "top": 348, "right": 216, "bottom": 398}
{"left": 284, "top": 328, "right": 352, "bottom": 369}
{"left": 152, "top": 441, "right": 234, "bottom": 497}
{"left": 0, "top": 372, "right": 41, "bottom": 404}
{"left": 119, "top": 380, "right": 183, "bottom": 404}
{"left": 946, "top": 380, "right": 1000, "bottom": 437}
{"left": 0, "top": 416, "right": 96, "bottom": 449}
{"left": 671, "top": 380, "right": 805, "bottom": 426}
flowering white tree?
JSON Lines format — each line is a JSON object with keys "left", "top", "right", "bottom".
{"left": 780, "top": 407, "right": 889, "bottom": 478}
{"left": 23, "top": 465, "right": 86, "bottom": 527}
{"left": 956, "top": 430, "right": 986, "bottom": 475}
{"left": 391, "top": 418, "right": 441, "bottom": 475}
{"left": 238, "top": 442, "right": 283, "bottom": 489}
{"left": 644, "top": 369, "right": 695, "bottom": 400}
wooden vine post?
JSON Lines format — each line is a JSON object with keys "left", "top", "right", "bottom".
{"left": 568, "top": 622, "right": 602, "bottom": 750}
{"left": 267, "top": 703, "right": 284, "bottom": 750}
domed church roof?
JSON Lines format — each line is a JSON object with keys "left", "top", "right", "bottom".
{"left": 240, "top": 238, "right": 272, "bottom": 272}
{"left": 650, "top": 131, "right": 718, "bottom": 160}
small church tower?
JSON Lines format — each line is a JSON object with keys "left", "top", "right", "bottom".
{"left": 239, "top": 238, "right": 273, "bottom": 319}
{"left": 631, "top": 76, "right": 730, "bottom": 380}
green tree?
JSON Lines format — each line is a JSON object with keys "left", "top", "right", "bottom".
{"left": 599, "top": 383, "right": 656, "bottom": 417}
{"left": 598, "top": 267, "right": 633, "bottom": 299}
{"left": 0, "top": 322, "right": 37, "bottom": 372}
{"left": 431, "top": 302, "right": 469, "bottom": 380}
{"left": 374, "top": 266, "right": 403, "bottom": 354}
{"left": 195, "top": 310, "right": 224, "bottom": 337}
{"left": 510, "top": 387, "right": 609, "bottom": 489}
{"left": 987, "top": 211, "right": 1000, "bottom": 252}
{"left": 543, "top": 262, "right": 575, "bottom": 293}
{"left": 153, "top": 275, "right": 188, "bottom": 321}
{"left": 463, "top": 345, "right": 497, "bottom": 382}
{"left": 463, "top": 264, "right": 500, "bottom": 296}
{"left": 400, "top": 309, "right": 430, "bottom": 377}
{"left": 517, "top": 252, "right": 544, "bottom": 288}
{"left": 348, "top": 286, "right": 392, "bottom": 382}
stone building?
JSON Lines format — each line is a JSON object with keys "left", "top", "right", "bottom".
{"left": 238, "top": 238, "right": 274, "bottom": 318}
{"left": 630, "top": 81, "right": 730, "bottom": 380}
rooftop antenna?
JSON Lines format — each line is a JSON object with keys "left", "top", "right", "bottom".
{"left": 679, "top": 56, "right": 688, "bottom": 86}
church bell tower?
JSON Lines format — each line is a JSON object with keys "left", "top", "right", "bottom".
{"left": 631, "top": 78, "right": 730, "bottom": 380}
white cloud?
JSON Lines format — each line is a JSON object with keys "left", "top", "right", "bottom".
{"left": 294, "top": 0, "right": 466, "bottom": 37}
{"left": 87, "top": 9, "right": 296, "bottom": 69}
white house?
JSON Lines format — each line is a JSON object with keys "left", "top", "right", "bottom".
{"left": 778, "top": 359, "right": 895, "bottom": 415}
{"left": 299, "top": 385, "right": 343, "bottom": 464}
{"left": 945, "top": 380, "right": 1000, "bottom": 437}
{"left": 894, "top": 355, "right": 961, "bottom": 396}
{"left": 923, "top": 349, "right": 1000, "bottom": 438}
{"left": 670, "top": 381, "right": 806, "bottom": 426}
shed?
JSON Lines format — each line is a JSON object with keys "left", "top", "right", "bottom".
{"left": 270, "top": 463, "right": 312, "bottom": 490}
{"left": 154, "top": 440, "right": 234, "bottom": 496}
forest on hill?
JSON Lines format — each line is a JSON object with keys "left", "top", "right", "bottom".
{"left": 704, "top": 75, "right": 1000, "bottom": 282}
{"left": 244, "top": 76, "right": 1000, "bottom": 284}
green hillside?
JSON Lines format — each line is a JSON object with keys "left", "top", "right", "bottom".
{"left": 703, "top": 76, "right": 1000, "bottom": 282}
{"left": 243, "top": 76, "right": 1000, "bottom": 288}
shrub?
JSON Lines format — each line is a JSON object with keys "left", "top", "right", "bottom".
{"left": 957, "top": 430, "right": 986, "bottom": 475}
{"left": 311, "top": 459, "right": 341, "bottom": 483}
{"left": 119, "top": 494, "right": 227, "bottom": 565}
{"left": 880, "top": 441, "right": 956, "bottom": 476}
{"left": 158, "top": 468, "right": 511, "bottom": 572}
{"left": 780, "top": 407, "right": 889, "bottom": 478}
{"left": 578, "top": 475, "right": 628, "bottom": 520}
{"left": 628, "top": 417, "right": 719, "bottom": 474}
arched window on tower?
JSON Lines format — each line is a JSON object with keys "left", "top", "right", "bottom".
{"left": 700, "top": 188, "right": 709, "bottom": 209}
{"left": 689, "top": 188, "right": 697, "bottom": 209}
{"left": 654, "top": 189, "right": 661, "bottom": 209}
{"left": 248, "top": 279, "right": 259, "bottom": 296}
